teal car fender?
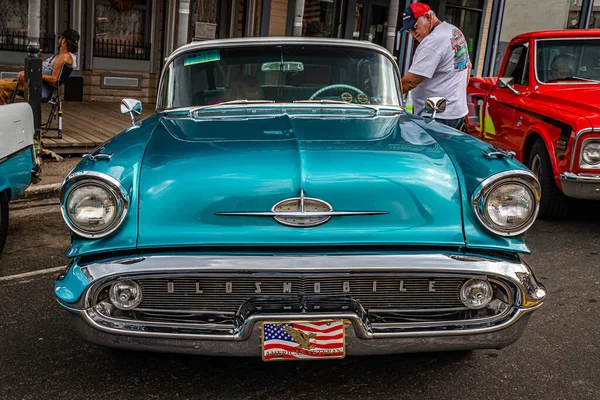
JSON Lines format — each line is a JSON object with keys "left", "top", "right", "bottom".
{"left": 64, "top": 113, "right": 162, "bottom": 257}
{"left": 413, "top": 118, "right": 532, "bottom": 253}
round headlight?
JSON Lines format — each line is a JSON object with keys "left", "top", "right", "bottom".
{"left": 472, "top": 171, "right": 540, "bottom": 237}
{"left": 61, "top": 173, "right": 129, "bottom": 239}
{"left": 66, "top": 184, "right": 118, "bottom": 232}
{"left": 486, "top": 183, "right": 535, "bottom": 229}
{"left": 109, "top": 280, "right": 142, "bottom": 310}
{"left": 460, "top": 279, "right": 493, "bottom": 309}
{"left": 582, "top": 141, "right": 600, "bottom": 165}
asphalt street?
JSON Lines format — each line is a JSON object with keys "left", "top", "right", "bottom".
{"left": 1, "top": 202, "right": 599, "bottom": 400}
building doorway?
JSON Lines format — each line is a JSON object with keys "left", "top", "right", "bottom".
{"left": 353, "top": 0, "right": 389, "bottom": 46}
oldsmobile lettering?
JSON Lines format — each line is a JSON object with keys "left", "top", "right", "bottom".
{"left": 164, "top": 279, "right": 443, "bottom": 294}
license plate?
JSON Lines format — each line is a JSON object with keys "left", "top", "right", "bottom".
{"left": 261, "top": 320, "right": 346, "bottom": 361}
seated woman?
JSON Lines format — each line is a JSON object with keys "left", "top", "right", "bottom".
{"left": 0, "top": 28, "right": 79, "bottom": 105}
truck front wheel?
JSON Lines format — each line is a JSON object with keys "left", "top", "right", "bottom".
{"left": 528, "top": 139, "right": 569, "bottom": 218}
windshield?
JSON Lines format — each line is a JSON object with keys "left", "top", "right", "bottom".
{"left": 536, "top": 39, "right": 600, "bottom": 83}
{"left": 158, "top": 44, "right": 400, "bottom": 109}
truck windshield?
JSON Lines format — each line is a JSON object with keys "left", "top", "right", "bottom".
{"left": 158, "top": 45, "right": 400, "bottom": 109}
{"left": 537, "top": 39, "right": 600, "bottom": 83}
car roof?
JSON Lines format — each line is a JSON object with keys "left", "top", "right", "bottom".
{"left": 165, "top": 37, "right": 394, "bottom": 67}
{"left": 512, "top": 29, "right": 600, "bottom": 41}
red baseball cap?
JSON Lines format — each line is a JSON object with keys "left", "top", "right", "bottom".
{"left": 399, "top": 2, "right": 431, "bottom": 32}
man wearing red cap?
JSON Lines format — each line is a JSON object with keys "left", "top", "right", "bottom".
{"left": 399, "top": 2, "right": 471, "bottom": 130}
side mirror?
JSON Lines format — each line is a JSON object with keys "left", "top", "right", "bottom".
{"left": 424, "top": 97, "right": 447, "bottom": 120}
{"left": 498, "top": 77, "right": 521, "bottom": 95}
{"left": 121, "top": 98, "right": 142, "bottom": 125}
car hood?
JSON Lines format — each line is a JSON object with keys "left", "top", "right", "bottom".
{"left": 529, "top": 85, "right": 600, "bottom": 120}
{"left": 136, "top": 111, "right": 465, "bottom": 248}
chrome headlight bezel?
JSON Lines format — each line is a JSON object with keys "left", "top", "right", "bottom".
{"left": 472, "top": 170, "right": 540, "bottom": 237}
{"left": 580, "top": 139, "right": 600, "bottom": 168}
{"left": 60, "top": 172, "right": 129, "bottom": 239}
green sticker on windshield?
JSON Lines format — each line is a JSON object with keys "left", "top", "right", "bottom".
{"left": 184, "top": 49, "right": 220, "bottom": 66}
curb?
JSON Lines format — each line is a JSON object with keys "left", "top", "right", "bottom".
{"left": 14, "top": 183, "right": 61, "bottom": 202}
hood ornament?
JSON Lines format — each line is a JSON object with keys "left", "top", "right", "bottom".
{"left": 215, "top": 190, "right": 387, "bottom": 227}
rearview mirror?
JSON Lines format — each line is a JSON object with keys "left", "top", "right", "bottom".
{"left": 424, "top": 97, "right": 447, "bottom": 120}
{"left": 121, "top": 98, "right": 142, "bottom": 125}
{"left": 261, "top": 61, "right": 304, "bottom": 72}
{"left": 498, "top": 77, "right": 521, "bottom": 95}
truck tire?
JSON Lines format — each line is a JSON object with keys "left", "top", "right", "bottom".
{"left": 528, "top": 139, "right": 569, "bottom": 218}
{"left": 0, "top": 191, "right": 8, "bottom": 255}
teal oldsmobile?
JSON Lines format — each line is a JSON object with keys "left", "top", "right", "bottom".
{"left": 54, "top": 38, "right": 546, "bottom": 360}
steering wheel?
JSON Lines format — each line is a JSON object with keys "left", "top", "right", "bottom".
{"left": 309, "top": 84, "right": 369, "bottom": 103}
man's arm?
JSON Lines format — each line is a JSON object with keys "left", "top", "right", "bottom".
{"left": 400, "top": 72, "right": 425, "bottom": 94}
{"left": 42, "top": 54, "right": 72, "bottom": 86}
{"left": 467, "top": 60, "right": 472, "bottom": 85}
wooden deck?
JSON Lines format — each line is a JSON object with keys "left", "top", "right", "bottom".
{"left": 40, "top": 101, "right": 155, "bottom": 154}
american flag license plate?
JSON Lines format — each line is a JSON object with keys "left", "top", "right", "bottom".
{"left": 261, "top": 320, "right": 346, "bottom": 361}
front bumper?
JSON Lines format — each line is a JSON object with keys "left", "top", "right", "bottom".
{"left": 55, "top": 253, "right": 546, "bottom": 356}
{"left": 560, "top": 172, "right": 600, "bottom": 200}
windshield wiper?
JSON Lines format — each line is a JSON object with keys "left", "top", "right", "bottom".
{"left": 190, "top": 100, "right": 275, "bottom": 114}
{"left": 293, "top": 99, "right": 379, "bottom": 113}
{"left": 545, "top": 76, "right": 600, "bottom": 84}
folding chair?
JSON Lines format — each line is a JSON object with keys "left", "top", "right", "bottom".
{"left": 8, "top": 63, "right": 73, "bottom": 139}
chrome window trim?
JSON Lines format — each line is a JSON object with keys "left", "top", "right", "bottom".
{"left": 534, "top": 37, "right": 600, "bottom": 86}
{"left": 579, "top": 137, "right": 600, "bottom": 169}
{"left": 60, "top": 171, "right": 129, "bottom": 239}
{"left": 472, "top": 170, "right": 541, "bottom": 237}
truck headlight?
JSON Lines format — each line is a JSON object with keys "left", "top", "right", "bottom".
{"left": 581, "top": 140, "right": 600, "bottom": 166}
{"left": 61, "top": 172, "right": 129, "bottom": 238}
{"left": 472, "top": 170, "right": 540, "bottom": 236}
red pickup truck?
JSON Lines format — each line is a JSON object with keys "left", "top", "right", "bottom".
{"left": 465, "top": 30, "right": 600, "bottom": 218}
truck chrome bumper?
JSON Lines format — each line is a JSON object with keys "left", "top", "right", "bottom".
{"left": 55, "top": 253, "right": 546, "bottom": 356}
{"left": 560, "top": 172, "right": 600, "bottom": 200}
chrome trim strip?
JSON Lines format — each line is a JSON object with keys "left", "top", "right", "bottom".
{"left": 560, "top": 172, "right": 600, "bottom": 182}
{"left": 60, "top": 172, "right": 130, "bottom": 239}
{"left": 471, "top": 170, "right": 541, "bottom": 237}
{"left": 215, "top": 211, "right": 388, "bottom": 217}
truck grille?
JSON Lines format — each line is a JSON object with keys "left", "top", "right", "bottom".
{"left": 125, "top": 274, "right": 467, "bottom": 314}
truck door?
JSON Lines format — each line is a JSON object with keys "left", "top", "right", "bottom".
{"left": 484, "top": 42, "right": 530, "bottom": 152}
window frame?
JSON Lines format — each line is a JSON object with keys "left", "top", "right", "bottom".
{"left": 501, "top": 42, "right": 529, "bottom": 87}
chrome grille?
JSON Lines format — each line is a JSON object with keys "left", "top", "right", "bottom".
{"left": 128, "top": 275, "right": 467, "bottom": 314}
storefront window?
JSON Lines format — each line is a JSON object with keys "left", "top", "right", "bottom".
{"left": 94, "top": 0, "right": 151, "bottom": 60}
{"left": 0, "top": 0, "right": 53, "bottom": 52}
{"left": 303, "top": 0, "right": 343, "bottom": 38}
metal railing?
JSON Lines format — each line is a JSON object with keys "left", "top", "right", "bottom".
{"left": 0, "top": 30, "right": 54, "bottom": 53}
{"left": 94, "top": 38, "right": 151, "bottom": 60}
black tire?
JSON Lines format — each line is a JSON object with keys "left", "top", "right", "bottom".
{"left": 528, "top": 139, "right": 569, "bottom": 218}
{"left": 0, "top": 191, "right": 8, "bottom": 255}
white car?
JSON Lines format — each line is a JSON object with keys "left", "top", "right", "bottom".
{"left": 0, "top": 103, "right": 38, "bottom": 254}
